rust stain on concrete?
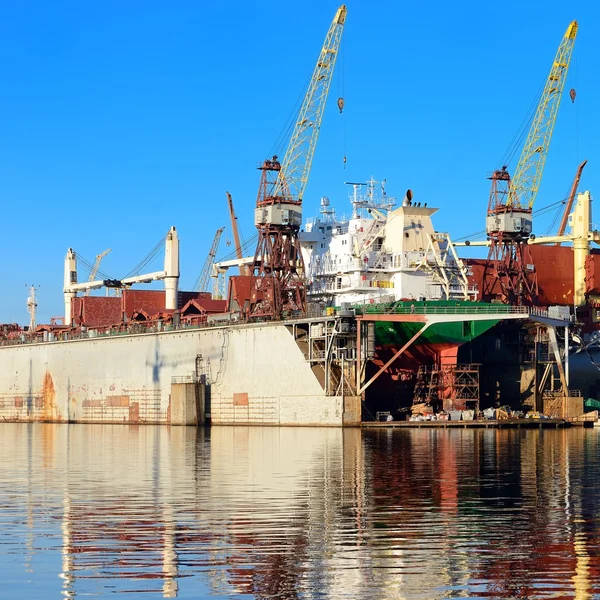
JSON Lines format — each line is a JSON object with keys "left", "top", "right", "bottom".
{"left": 129, "top": 402, "right": 140, "bottom": 423}
{"left": 42, "top": 371, "right": 56, "bottom": 421}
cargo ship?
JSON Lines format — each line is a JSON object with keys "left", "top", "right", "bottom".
{"left": 296, "top": 178, "right": 578, "bottom": 418}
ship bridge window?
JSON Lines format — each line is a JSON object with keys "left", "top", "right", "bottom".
{"left": 405, "top": 232, "right": 410, "bottom": 238}
{"left": 321, "top": 243, "right": 324, "bottom": 248}
{"left": 319, "top": 227, "right": 324, "bottom": 233}
{"left": 327, "top": 226, "right": 332, "bottom": 230}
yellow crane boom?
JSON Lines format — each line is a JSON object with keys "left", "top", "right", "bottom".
{"left": 508, "top": 21, "right": 578, "bottom": 209}
{"left": 273, "top": 5, "right": 347, "bottom": 203}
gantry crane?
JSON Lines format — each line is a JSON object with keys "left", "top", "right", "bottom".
{"left": 84, "top": 249, "right": 111, "bottom": 296}
{"left": 483, "top": 21, "right": 578, "bottom": 305}
{"left": 196, "top": 227, "right": 225, "bottom": 293}
{"left": 248, "top": 5, "right": 347, "bottom": 320}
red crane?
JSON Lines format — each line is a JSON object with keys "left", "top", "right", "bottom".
{"left": 247, "top": 6, "right": 347, "bottom": 320}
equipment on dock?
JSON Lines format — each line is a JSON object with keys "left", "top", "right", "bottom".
{"left": 483, "top": 21, "right": 577, "bottom": 305}
{"left": 248, "top": 5, "right": 347, "bottom": 321}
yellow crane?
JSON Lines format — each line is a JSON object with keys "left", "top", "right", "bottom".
{"left": 508, "top": 20, "right": 578, "bottom": 210}
{"left": 272, "top": 5, "right": 347, "bottom": 203}
{"left": 484, "top": 21, "right": 578, "bottom": 305}
{"left": 250, "top": 5, "right": 347, "bottom": 319}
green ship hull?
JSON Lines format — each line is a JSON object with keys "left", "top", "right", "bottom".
{"left": 359, "top": 300, "right": 502, "bottom": 349}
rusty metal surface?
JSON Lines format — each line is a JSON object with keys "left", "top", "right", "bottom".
{"left": 72, "top": 296, "right": 122, "bottom": 328}
{"left": 121, "top": 290, "right": 166, "bottom": 318}
{"left": 468, "top": 245, "right": 577, "bottom": 306}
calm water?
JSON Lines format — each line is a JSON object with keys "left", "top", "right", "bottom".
{"left": 1, "top": 425, "right": 599, "bottom": 599}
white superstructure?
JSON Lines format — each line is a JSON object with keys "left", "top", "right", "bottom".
{"left": 300, "top": 178, "right": 476, "bottom": 305}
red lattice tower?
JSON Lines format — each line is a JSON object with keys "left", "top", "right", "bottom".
{"left": 482, "top": 167, "right": 538, "bottom": 305}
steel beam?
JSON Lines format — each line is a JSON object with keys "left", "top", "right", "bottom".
{"left": 358, "top": 323, "right": 431, "bottom": 395}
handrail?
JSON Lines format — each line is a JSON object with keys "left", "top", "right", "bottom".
{"left": 0, "top": 303, "right": 571, "bottom": 349}
{"left": 359, "top": 304, "right": 530, "bottom": 316}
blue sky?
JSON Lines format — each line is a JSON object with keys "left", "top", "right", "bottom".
{"left": 0, "top": 1, "right": 597, "bottom": 323}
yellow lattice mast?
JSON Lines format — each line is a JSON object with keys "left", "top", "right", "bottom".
{"left": 508, "top": 20, "right": 578, "bottom": 209}
{"left": 274, "top": 5, "right": 347, "bottom": 203}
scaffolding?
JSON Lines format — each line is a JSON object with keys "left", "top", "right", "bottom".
{"left": 413, "top": 363, "right": 481, "bottom": 413}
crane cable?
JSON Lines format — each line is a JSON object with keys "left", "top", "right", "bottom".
{"left": 124, "top": 233, "right": 166, "bottom": 278}
{"left": 337, "top": 35, "right": 347, "bottom": 168}
{"left": 498, "top": 80, "right": 545, "bottom": 170}
{"left": 541, "top": 180, "right": 574, "bottom": 235}
{"left": 572, "top": 48, "right": 579, "bottom": 162}
{"left": 76, "top": 254, "right": 112, "bottom": 281}
{"left": 268, "top": 75, "right": 311, "bottom": 160}
{"left": 217, "top": 233, "right": 259, "bottom": 263}
{"left": 456, "top": 195, "right": 574, "bottom": 242}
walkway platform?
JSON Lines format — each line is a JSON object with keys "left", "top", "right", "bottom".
{"left": 356, "top": 304, "right": 572, "bottom": 328}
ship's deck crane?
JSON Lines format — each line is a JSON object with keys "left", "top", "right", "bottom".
{"left": 63, "top": 227, "right": 180, "bottom": 326}
{"left": 483, "top": 21, "right": 578, "bottom": 305}
{"left": 196, "top": 227, "right": 225, "bottom": 293}
{"left": 248, "top": 5, "right": 347, "bottom": 320}
{"left": 84, "top": 249, "right": 111, "bottom": 297}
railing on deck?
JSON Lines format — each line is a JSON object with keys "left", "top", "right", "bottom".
{"left": 357, "top": 304, "right": 567, "bottom": 319}
{"left": 0, "top": 302, "right": 571, "bottom": 349}
{"left": 0, "top": 318, "right": 243, "bottom": 348}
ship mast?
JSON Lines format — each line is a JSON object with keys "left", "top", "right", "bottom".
{"left": 27, "top": 285, "right": 38, "bottom": 332}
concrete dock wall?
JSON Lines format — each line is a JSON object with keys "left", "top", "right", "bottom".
{"left": 0, "top": 323, "right": 349, "bottom": 426}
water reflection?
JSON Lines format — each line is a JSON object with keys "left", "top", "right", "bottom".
{"left": 0, "top": 424, "right": 599, "bottom": 598}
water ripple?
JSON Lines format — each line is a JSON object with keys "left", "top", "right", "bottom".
{"left": 0, "top": 425, "right": 599, "bottom": 598}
